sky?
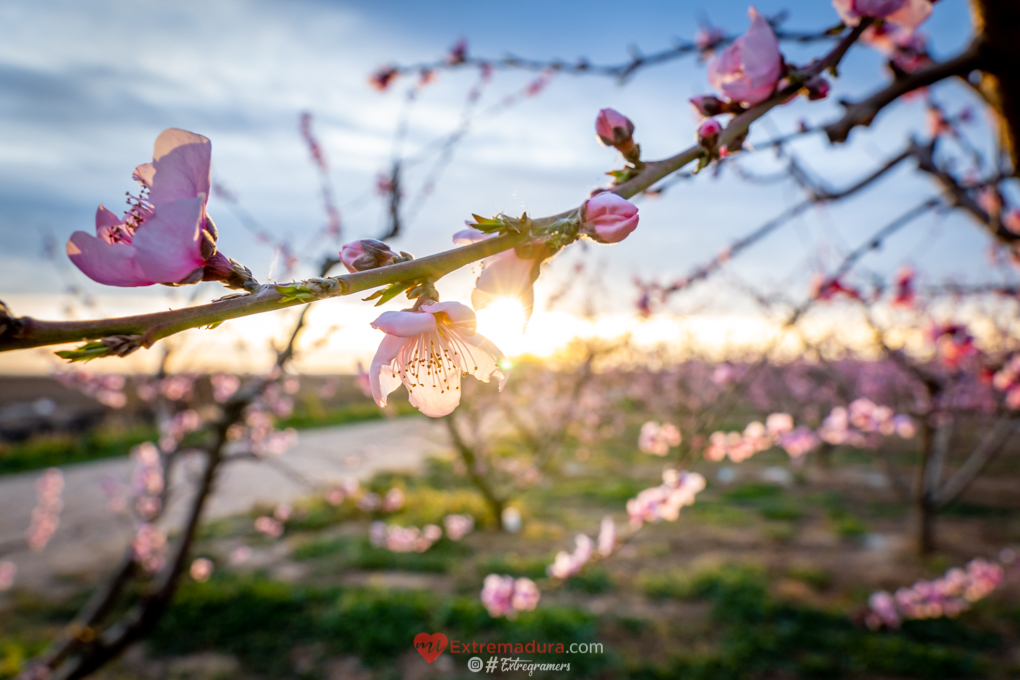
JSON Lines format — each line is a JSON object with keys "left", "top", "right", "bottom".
{"left": 0, "top": 0, "right": 1011, "bottom": 374}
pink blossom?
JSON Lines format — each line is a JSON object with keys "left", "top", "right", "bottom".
{"left": 443, "top": 513, "right": 475, "bottom": 541}
{"left": 230, "top": 546, "right": 252, "bottom": 564}
{"left": 382, "top": 488, "right": 405, "bottom": 512}
{"left": 369, "top": 301, "right": 508, "bottom": 417}
{"left": 133, "top": 523, "right": 167, "bottom": 572}
{"left": 707, "top": 7, "right": 782, "bottom": 106}
{"left": 340, "top": 239, "right": 398, "bottom": 273}
{"left": 254, "top": 516, "right": 284, "bottom": 538}
{"left": 595, "top": 108, "right": 635, "bottom": 148}
{"left": 690, "top": 94, "right": 728, "bottom": 118}
{"left": 893, "top": 266, "right": 915, "bottom": 306}
{"left": 597, "top": 516, "right": 616, "bottom": 557}
{"left": 834, "top": 0, "right": 932, "bottom": 31}
{"left": 626, "top": 470, "right": 705, "bottom": 528}
{"left": 370, "top": 65, "right": 399, "bottom": 91}
{"left": 472, "top": 250, "right": 539, "bottom": 322}
{"left": 26, "top": 468, "right": 63, "bottom": 551}
{"left": 548, "top": 534, "right": 594, "bottom": 579}
{"left": 697, "top": 118, "right": 723, "bottom": 148}
{"left": 67, "top": 129, "right": 222, "bottom": 287}
{"left": 190, "top": 557, "right": 213, "bottom": 582}
{"left": 211, "top": 374, "right": 240, "bottom": 403}
{"left": 779, "top": 427, "right": 820, "bottom": 458}
{"left": 582, "top": 193, "right": 639, "bottom": 244}
{"left": 638, "top": 421, "right": 682, "bottom": 456}
{"left": 481, "top": 574, "right": 540, "bottom": 618}
{"left": 765, "top": 413, "right": 794, "bottom": 437}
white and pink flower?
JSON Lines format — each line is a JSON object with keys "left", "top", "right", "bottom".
{"left": 369, "top": 301, "right": 507, "bottom": 417}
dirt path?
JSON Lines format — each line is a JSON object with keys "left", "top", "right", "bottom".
{"left": 0, "top": 417, "right": 446, "bottom": 594}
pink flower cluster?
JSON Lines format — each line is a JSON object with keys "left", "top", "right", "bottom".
{"left": 866, "top": 558, "right": 1004, "bottom": 629}
{"left": 481, "top": 574, "right": 541, "bottom": 618}
{"left": 704, "top": 413, "right": 799, "bottom": 462}
{"left": 638, "top": 421, "right": 682, "bottom": 456}
{"left": 548, "top": 534, "right": 594, "bottom": 579}
{"left": 26, "top": 468, "right": 64, "bottom": 551}
{"left": 819, "top": 399, "right": 915, "bottom": 445}
{"left": 931, "top": 324, "right": 978, "bottom": 370}
{"left": 130, "top": 442, "right": 165, "bottom": 519}
{"left": 992, "top": 355, "right": 1020, "bottom": 409}
{"left": 369, "top": 521, "right": 443, "bottom": 553}
{"left": 255, "top": 515, "right": 284, "bottom": 539}
{"left": 55, "top": 371, "right": 127, "bottom": 409}
{"left": 158, "top": 409, "right": 202, "bottom": 453}
{"left": 211, "top": 373, "right": 241, "bottom": 403}
{"left": 833, "top": 0, "right": 932, "bottom": 32}
{"left": 626, "top": 470, "right": 706, "bottom": 528}
{"left": 132, "top": 523, "right": 167, "bottom": 572}
{"left": 444, "top": 513, "right": 476, "bottom": 541}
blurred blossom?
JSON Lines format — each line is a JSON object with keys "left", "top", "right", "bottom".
{"left": 598, "top": 516, "right": 616, "bottom": 557}
{"left": 481, "top": 574, "right": 539, "bottom": 618}
{"left": 254, "top": 516, "right": 284, "bottom": 539}
{"left": 370, "top": 522, "right": 441, "bottom": 552}
{"left": 133, "top": 523, "right": 167, "bottom": 572}
{"left": 273, "top": 503, "right": 293, "bottom": 522}
{"left": 0, "top": 561, "right": 16, "bottom": 591}
{"left": 638, "top": 421, "right": 681, "bottom": 456}
{"left": 867, "top": 557, "right": 1004, "bottom": 629}
{"left": 548, "top": 534, "right": 594, "bottom": 579}
{"left": 358, "top": 492, "right": 382, "bottom": 512}
{"left": 189, "top": 557, "right": 213, "bottom": 582}
{"left": 626, "top": 470, "right": 705, "bottom": 528}
{"left": 444, "top": 514, "right": 475, "bottom": 541}
{"left": 26, "top": 468, "right": 64, "bottom": 551}
{"left": 230, "top": 546, "right": 252, "bottom": 565}
{"left": 382, "top": 488, "right": 405, "bottom": 512}
{"left": 211, "top": 373, "right": 240, "bottom": 402}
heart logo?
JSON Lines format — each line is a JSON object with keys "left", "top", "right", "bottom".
{"left": 413, "top": 632, "right": 448, "bottom": 664}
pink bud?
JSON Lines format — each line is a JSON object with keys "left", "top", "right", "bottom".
{"left": 697, "top": 118, "right": 722, "bottom": 147}
{"left": 805, "top": 77, "right": 830, "bottom": 101}
{"left": 690, "top": 95, "right": 727, "bottom": 117}
{"left": 595, "top": 108, "right": 635, "bottom": 148}
{"left": 582, "top": 193, "right": 639, "bottom": 244}
{"left": 340, "top": 239, "right": 397, "bottom": 273}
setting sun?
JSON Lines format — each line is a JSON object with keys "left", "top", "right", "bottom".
{"left": 474, "top": 297, "right": 529, "bottom": 357}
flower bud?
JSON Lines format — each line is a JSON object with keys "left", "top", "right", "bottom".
{"left": 689, "top": 95, "right": 727, "bottom": 117}
{"left": 203, "top": 252, "right": 256, "bottom": 290}
{"left": 340, "top": 239, "right": 398, "bottom": 273}
{"left": 804, "top": 76, "right": 830, "bottom": 101}
{"left": 582, "top": 192, "right": 639, "bottom": 244}
{"left": 697, "top": 118, "right": 722, "bottom": 149}
{"left": 595, "top": 108, "right": 635, "bottom": 149}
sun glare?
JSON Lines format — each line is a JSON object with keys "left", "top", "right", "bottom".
{"left": 474, "top": 298, "right": 529, "bottom": 357}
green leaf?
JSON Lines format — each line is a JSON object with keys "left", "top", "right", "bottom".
{"left": 55, "top": 341, "right": 110, "bottom": 363}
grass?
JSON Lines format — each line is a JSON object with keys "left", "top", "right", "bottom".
{"left": 292, "top": 535, "right": 473, "bottom": 573}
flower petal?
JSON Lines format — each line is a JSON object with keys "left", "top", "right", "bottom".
{"left": 371, "top": 310, "right": 437, "bottom": 337}
{"left": 146, "top": 129, "right": 212, "bottom": 206}
{"left": 421, "top": 301, "right": 477, "bottom": 333}
{"left": 452, "top": 228, "right": 494, "bottom": 245}
{"left": 370, "top": 333, "right": 405, "bottom": 408}
{"left": 95, "top": 204, "right": 122, "bottom": 231}
{"left": 448, "top": 328, "right": 508, "bottom": 391}
{"left": 132, "top": 196, "right": 206, "bottom": 283}
{"left": 66, "top": 232, "right": 153, "bottom": 286}
{"left": 406, "top": 367, "right": 463, "bottom": 417}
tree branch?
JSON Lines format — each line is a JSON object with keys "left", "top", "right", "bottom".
{"left": 825, "top": 40, "right": 986, "bottom": 144}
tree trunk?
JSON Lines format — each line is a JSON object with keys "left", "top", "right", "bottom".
{"left": 971, "top": 0, "right": 1020, "bottom": 167}
{"left": 916, "top": 496, "right": 937, "bottom": 556}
